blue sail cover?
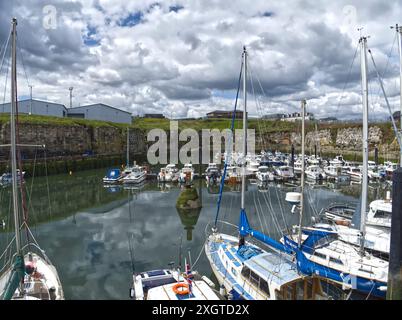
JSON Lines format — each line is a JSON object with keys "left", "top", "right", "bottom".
{"left": 239, "top": 209, "right": 293, "bottom": 254}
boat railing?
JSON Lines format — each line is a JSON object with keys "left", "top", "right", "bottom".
{"left": 204, "top": 220, "right": 239, "bottom": 238}
{"left": 0, "top": 235, "right": 17, "bottom": 275}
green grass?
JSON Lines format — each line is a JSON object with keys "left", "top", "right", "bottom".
{"left": 0, "top": 113, "right": 136, "bottom": 131}
{"left": 1, "top": 114, "right": 398, "bottom": 145}
{"left": 131, "top": 117, "right": 298, "bottom": 133}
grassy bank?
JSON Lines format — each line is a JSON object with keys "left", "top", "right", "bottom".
{"left": 133, "top": 117, "right": 397, "bottom": 142}
{"left": 0, "top": 113, "right": 138, "bottom": 131}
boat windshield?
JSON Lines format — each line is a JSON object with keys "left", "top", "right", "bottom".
{"left": 312, "top": 233, "right": 338, "bottom": 249}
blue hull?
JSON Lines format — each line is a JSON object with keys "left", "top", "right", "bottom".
{"left": 295, "top": 250, "right": 386, "bottom": 299}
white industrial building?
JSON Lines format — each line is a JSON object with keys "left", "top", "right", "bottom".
{"left": 67, "top": 103, "right": 132, "bottom": 124}
{"left": 0, "top": 100, "right": 132, "bottom": 124}
{"left": 0, "top": 99, "right": 67, "bottom": 117}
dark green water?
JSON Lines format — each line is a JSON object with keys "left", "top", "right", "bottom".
{"left": 0, "top": 168, "right": 390, "bottom": 299}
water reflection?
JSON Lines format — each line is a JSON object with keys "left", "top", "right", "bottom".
{"left": 0, "top": 168, "right": 392, "bottom": 299}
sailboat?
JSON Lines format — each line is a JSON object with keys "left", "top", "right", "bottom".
{"left": 205, "top": 47, "right": 346, "bottom": 300}
{"left": 281, "top": 36, "right": 389, "bottom": 299}
{"left": 131, "top": 263, "right": 221, "bottom": 300}
{"left": 0, "top": 18, "right": 64, "bottom": 300}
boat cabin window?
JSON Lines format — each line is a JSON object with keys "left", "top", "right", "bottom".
{"left": 373, "top": 210, "right": 390, "bottom": 219}
{"left": 241, "top": 266, "right": 270, "bottom": 297}
{"left": 313, "top": 251, "right": 327, "bottom": 260}
{"left": 313, "top": 234, "right": 338, "bottom": 249}
{"left": 329, "top": 257, "right": 343, "bottom": 265}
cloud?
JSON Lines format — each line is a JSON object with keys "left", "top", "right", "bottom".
{"left": 0, "top": 0, "right": 401, "bottom": 120}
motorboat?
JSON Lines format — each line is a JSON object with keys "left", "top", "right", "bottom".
{"left": 256, "top": 166, "right": 274, "bottom": 182}
{"left": 322, "top": 203, "right": 356, "bottom": 224}
{"left": 103, "top": 168, "right": 123, "bottom": 184}
{"left": 324, "top": 165, "right": 342, "bottom": 178}
{"left": 0, "top": 169, "right": 25, "bottom": 186}
{"left": 368, "top": 167, "right": 386, "bottom": 180}
{"left": 224, "top": 166, "right": 241, "bottom": 184}
{"left": 122, "top": 165, "right": 147, "bottom": 184}
{"left": 293, "top": 160, "right": 303, "bottom": 175}
{"left": 366, "top": 199, "right": 391, "bottom": 229}
{"left": 384, "top": 162, "right": 398, "bottom": 180}
{"left": 305, "top": 165, "right": 326, "bottom": 180}
{"left": 329, "top": 155, "right": 345, "bottom": 167}
{"left": 179, "top": 163, "right": 195, "bottom": 183}
{"left": 158, "top": 164, "right": 179, "bottom": 182}
{"left": 274, "top": 165, "right": 294, "bottom": 181}
{"left": 345, "top": 167, "right": 363, "bottom": 181}
{"left": 205, "top": 163, "right": 221, "bottom": 184}
{"left": 246, "top": 159, "right": 260, "bottom": 176}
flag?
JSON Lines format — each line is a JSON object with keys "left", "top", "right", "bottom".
{"left": 185, "top": 258, "right": 193, "bottom": 294}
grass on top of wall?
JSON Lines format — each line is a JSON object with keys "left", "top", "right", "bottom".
{"left": 0, "top": 113, "right": 134, "bottom": 131}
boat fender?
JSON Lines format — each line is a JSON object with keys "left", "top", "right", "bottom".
{"left": 219, "top": 284, "right": 226, "bottom": 296}
{"left": 201, "top": 276, "right": 215, "bottom": 288}
{"left": 129, "top": 287, "right": 135, "bottom": 299}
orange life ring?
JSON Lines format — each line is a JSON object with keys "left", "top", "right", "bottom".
{"left": 172, "top": 283, "right": 190, "bottom": 295}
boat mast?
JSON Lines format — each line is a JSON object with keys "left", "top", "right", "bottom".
{"left": 298, "top": 99, "right": 306, "bottom": 247}
{"left": 241, "top": 46, "right": 247, "bottom": 211}
{"left": 359, "top": 36, "right": 369, "bottom": 255}
{"left": 126, "top": 127, "right": 130, "bottom": 167}
{"left": 397, "top": 24, "right": 402, "bottom": 167}
{"left": 10, "top": 18, "right": 21, "bottom": 254}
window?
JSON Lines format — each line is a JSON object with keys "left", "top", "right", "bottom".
{"left": 231, "top": 268, "right": 237, "bottom": 277}
{"left": 373, "top": 210, "right": 390, "bottom": 219}
{"left": 249, "top": 270, "right": 260, "bottom": 287}
{"left": 259, "top": 279, "right": 270, "bottom": 297}
{"left": 329, "top": 257, "right": 343, "bottom": 265}
{"left": 313, "top": 234, "right": 338, "bottom": 248}
{"left": 313, "top": 251, "right": 327, "bottom": 260}
{"left": 241, "top": 266, "right": 250, "bottom": 278}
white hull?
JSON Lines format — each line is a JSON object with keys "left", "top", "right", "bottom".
{"left": 0, "top": 252, "right": 64, "bottom": 300}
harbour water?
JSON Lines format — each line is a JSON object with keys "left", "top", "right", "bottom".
{"left": 0, "top": 168, "right": 391, "bottom": 299}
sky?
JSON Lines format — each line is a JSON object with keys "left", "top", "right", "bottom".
{"left": 0, "top": 0, "right": 401, "bottom": 121}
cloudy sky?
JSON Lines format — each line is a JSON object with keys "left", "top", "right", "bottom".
{"left": 0, "top": 0, "right": 401, "bottom": 120}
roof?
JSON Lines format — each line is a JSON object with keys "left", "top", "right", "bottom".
{"left": 0, "top": 98, "right": 67, "bottom": 109}
{"left": 69, "top": 103, "right": 132, "bottom": 115}
{"left": 370, "top": 199, "right": 392, "bottom": 212}
{"left": 206, "top": 110, "right": 244, "bottom": 114}
{"left": 243, "top": 252, "right": 302, "bottom": 286}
